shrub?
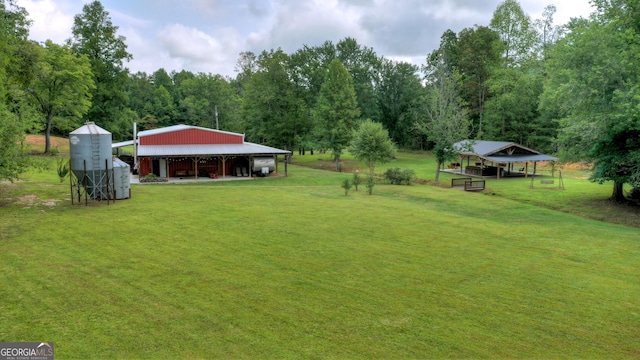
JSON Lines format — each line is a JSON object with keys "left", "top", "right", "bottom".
{"left": 139, "top": 173, "right": 168, "bottom": 183}
{"left": 352, "top": 173, "right": 362, "bottom": 191}
{"left": 366, "top": 175, "right": 375, "bottom": 195}
{"left": 384, "top": 168, "right": 416, "bottom": 185}
{"left": 56, "top": 158, "right": 69, "bottom": 183}
{"left": 341, "top": 178, "right": 352, "bottom": 196}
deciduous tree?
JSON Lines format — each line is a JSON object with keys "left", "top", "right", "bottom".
{"left": 69, "top": 0, "right": 132, "bottom": 140}
{"left": 419, "top": 56, "right": 470, "bottom": 184}
{"left": 242, "top": 49, "right": 311, "bottom": 151}
{"left": 24, "top": 40, "right": 94, "bottom": 153}
{"left": 540, "top": 0, "right": 640, "bottom": 201}
{"left": 0, "top": 0, "right": 31, "bottom": 181}
{"left": 315, "top": 58, "right": 361, "bottom": 171}
{"left": 375, "top": 59, "right": 424, "bottom": 148}
{"left": 179, "top": 73, "right": 242, "bottom": 132}
{"left": 456, "top": 26, "right": 502, "bottom": 138}
{"left": 349, "top": 119, "right": 396, "bottom": 178}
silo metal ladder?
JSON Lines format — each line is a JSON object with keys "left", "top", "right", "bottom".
{"left": 90, "top": 133, "right": 106, "bottom": 199}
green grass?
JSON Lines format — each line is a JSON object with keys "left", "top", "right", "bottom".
{"left": 0, "top": 151, "right": 639, "bottom": 358}
{"left": 291, "top": 151, "right": 640, "bottom": 228}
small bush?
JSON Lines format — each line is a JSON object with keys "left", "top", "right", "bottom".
{"left": 139, "top": 173, "right": 168, "bottom": 183}
{"left": 384, "top": 168, "right": 415, "bottom": 185}
{"left": 366, "top": 175, "right": 375, "bottom": 195}
{"left": 56, "top": 158, "right": 69, "bottom": 183}
{"left": 341, "top": 178, "right": 352, "bottom": 196}
{"left": 352, "top": 173, "right": 362, "bottom": 191}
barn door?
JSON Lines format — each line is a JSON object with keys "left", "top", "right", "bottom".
{"left": 152, "top": 159, "right": 161, "bottom": 176}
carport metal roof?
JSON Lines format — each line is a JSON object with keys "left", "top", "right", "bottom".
{"left": 454, "top": 140, "right": 557, "bottom": 163}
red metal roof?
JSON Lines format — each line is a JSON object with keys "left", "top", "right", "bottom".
{"left": 138, "top": 125, "right": 244, "bottom": 145}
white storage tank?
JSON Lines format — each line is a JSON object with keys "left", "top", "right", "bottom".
{"left": 112, "top": 158, "right": 130, "bottom": 199}
{"left": 252, "top": 157, "right": 275, "bottom": 176}
{"left": 69, "top": 122, "right": 113, "bottom": 199}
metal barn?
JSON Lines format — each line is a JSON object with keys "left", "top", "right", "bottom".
{"left": 132, "top": 125, "right": 291, "bottom": 179}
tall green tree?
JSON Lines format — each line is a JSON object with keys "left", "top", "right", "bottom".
{"left": 233, "top": 51, "right": 258, "bottom": 99}
{"left": 68, "top": 0, "right": 132, "bottom": 140}
{"left": 534, "top": 5, "right": 564, "bottom": 62}
{"left": 315, "top": 58, "right": 361, "bottom": 171}
{"left": 0, "top": 0, "right": 31, "bottom": 182}
{"left": 149, "top": 85, "right": 176, "bottom": 128}
{"left": 540, "top": 0, "right": 640, "bottom": 201}
{"left": 349, "top": 119, "right": 396, "bottom": 178}
{"left": 290, "top": 38, "right": 380, "bottom": 121}
{"left": 336, "top": 38, "right": 381, "bottom": 121}
{"left": 24, "top": 40, "right": 95, "bottom": 153}
{"left": 0, "top": 110, "right": 28, "bottom": 182}
{"left": 179, "top": 73, "right": 243, "bottom": 132}
{"left": 456, "top": 26, "right": 502, "bottom": 138}
{"left": 127, "top": 71, "right": 154, "bottom": 129}
{"left": 483, "top": 67, "right": 545, "bottom": 147}
{"left": 242, "top": 49, "right": 311, "bottom": 151}
{"left": 375, "top": 59, "right": 424, "bottom": 148}
{"left": 289, "top": 41, "right": 336, "bottom": 110}
{"left": 152, "top": 68, "right": 173, "bottom": 91}
{"left": 489, "top": 0, "right": 537, "bottom": 68}
{"left": 419, "top": 56, "right": 470, "bottom": 184}
{"left": 485, "top": 0, "right": 548, "bottom": 148}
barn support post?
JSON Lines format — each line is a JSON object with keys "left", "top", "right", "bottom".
{"left": 221, "top": 155, "right": 228, "bottom": 178}
{"left": 192, "top": 157, "right": 201, "bottom": 179}
{"left": 285, "top": 154, "right": 288, "bottom": 177}
{"left": 525, "top": 162, "right": 529, "bottom": 178}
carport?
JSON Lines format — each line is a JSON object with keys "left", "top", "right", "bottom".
{"left": 450, "top": 140, "right": 558, "bottom": 179}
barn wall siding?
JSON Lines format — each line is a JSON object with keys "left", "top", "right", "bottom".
{"left": 141, "top": 129, "right": 243, "bottom": 145}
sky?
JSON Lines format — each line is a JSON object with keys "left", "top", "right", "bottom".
{"left": 16, "top": 0, "right": 594, "bottom": 78}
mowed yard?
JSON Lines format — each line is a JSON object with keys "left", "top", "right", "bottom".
{"left": 0, "top": 148, "right": 639, "bottom": 358}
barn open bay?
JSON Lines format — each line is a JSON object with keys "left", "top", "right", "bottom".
{"left": 1, "top": 160, "right": 638, "bottom": 358}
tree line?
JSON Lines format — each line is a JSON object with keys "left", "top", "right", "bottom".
{"left": 1, "top": 0, "right": 638, "bottom": 201}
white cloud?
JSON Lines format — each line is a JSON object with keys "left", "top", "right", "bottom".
{"left": 156, "top": 24, "right": 244, "bottom": 75}
{"left": 15, "top": 0, "right": 596, "bottom": 78}
{"left": 521, "top": 0, "right": 593, "bottom": 25}
{"left": 17, "top": 0, "right": 78, "bottom": 44}
{"left": 247, "top": 0, "right": 368, "bottom": 53}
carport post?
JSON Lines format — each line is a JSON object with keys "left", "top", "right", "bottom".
{"left": 285, "top": 154, "right": 288, "bottom": 177}
{"left": 221, "top": 155, "right": 228, "bottom": 178}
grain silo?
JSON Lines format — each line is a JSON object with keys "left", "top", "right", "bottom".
{"left": 112, "top": 158, "right": 131, "bottom": 199}
{"left": 69, "top": 122, "right": 114, "bottom": 202}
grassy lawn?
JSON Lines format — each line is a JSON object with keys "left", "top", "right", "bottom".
{"left": 0, "top": 141, "right": 639, "bottom": 358}
{"left": 292, "top": 151, "right": 640, "bottom": 228}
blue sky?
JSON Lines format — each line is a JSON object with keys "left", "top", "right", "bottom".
{"left": 17, "top": 0, "right": 593, "bottom": 77}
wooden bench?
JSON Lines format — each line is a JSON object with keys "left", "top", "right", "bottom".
{"left": 451, "top": 177, "right": 472, "bottom": 187}
{"left": 464, "top": 180, "right": 485, "bottom": 191}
